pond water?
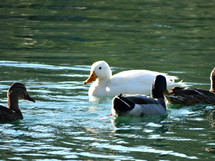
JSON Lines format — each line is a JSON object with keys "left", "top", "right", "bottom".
{"left": 0, "top": 0, "right": 215, "bottom": 160}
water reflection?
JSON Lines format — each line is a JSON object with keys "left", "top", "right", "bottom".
{"left": 0, "top": 60, "right": 90, "bottom": 71}
{"left": 207, "top": 108, "right": 215, "bottom": 128}
{"left": 111, "top": 115, "right": 167, "bottom": 129}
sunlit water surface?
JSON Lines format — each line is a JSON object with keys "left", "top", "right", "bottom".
{"left": 0, "top": 0, "right": 215, "bottom": 160}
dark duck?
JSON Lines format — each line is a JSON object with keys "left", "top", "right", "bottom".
{"left": 165, "top": 67, "right": 215, "bottom": 105}
{"left": 0, "top": 83, "right": 35, "bottom": 122}
{"left": 111, "top": 75, "right": 167, "bottom": 117}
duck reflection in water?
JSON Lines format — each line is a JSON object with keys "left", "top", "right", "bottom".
{"left": 209, "top": 108, "right": 215, "bottom": 128}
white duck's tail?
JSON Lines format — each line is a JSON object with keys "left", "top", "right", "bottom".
{"left": 165, "top": 76, "right": 185, "bottom": 90}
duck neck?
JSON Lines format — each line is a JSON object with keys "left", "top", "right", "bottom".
{"left": 98, "top": 72, "right": 112, "bottom": 83}
{"left": 157, "top": 98, "right": 166, "bottom": 109}
{"left": 151, "top": 89, "right": 164, "bottom": 100}
{"left": 7, "top": 93, "right": 20, "bottom": 111}
{"left": 151, "top": 90, "right": 166, "bottom": 108}
{"left": 210, "top": 75, "right": 215, "bottom": 93}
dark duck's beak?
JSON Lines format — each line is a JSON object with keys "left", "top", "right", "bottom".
{"left": 163, "top": 89, "right": 169, "bottom": 95}
{"left": 24, "top": 93, "right": 35, "bottom": 103}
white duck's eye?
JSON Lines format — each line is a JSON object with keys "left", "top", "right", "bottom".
{"left": 99, "top": 67, "right": 102, "bottom": 70}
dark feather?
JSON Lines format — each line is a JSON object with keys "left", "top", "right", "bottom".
{"left": 166, "top": 67, "right": 215, "bottom": 105}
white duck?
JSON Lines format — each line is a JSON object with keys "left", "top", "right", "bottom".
{"left": 84, "top": 61, "right": 182, "bottom": 97}
{"left": 111, "top": 75, "right": 167, "bottom": 117}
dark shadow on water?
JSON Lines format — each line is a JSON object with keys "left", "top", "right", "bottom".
{"left": 111, "top": 114, "right": 168, "bottom": 131}
{"left": 0, "top": 119, "right": 21, "bottom": 125}
{"left": 167, "top": 102, "right": 211, "bottom": 111}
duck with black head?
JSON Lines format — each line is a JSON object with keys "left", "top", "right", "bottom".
{"left": 111, "top": 75, "right": 167, "bottom": 117}
{"left": 0, "top": 83, "right": 35, "bottom": 122}
{"left": 165, "top": 67, "right": 215, "bottom": 105}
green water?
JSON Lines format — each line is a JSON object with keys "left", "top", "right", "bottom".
{"left": 0, "top": 0, "right": 215, "bottom": 160}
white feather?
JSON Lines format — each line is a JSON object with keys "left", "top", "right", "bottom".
{"left": 86, "top": 61, "right": 183, "bottom": 97}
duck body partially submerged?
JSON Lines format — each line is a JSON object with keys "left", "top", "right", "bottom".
{"left": 0, "top": 83, "right": 35, "bottom": 122}
{"left": 84, "top": 61, "right": 183, "bottom": 97}
{"left": 166, "top": 67, "right": 215, "bottom": 105}
{"left": 112, "top": 75, "right": 167, "bottom": 117}
{"left": 112, "top": 94, "right": 166, "bottom": 117}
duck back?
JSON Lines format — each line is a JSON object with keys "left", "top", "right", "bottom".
{"left": 0, "top": 106, "right": 23, "bottom": 122}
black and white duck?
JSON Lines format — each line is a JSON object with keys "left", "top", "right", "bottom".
{"left": 165, "top": 67, "right": 215, "bottom": 105}
{"left": 0, "top": 83, "right": 35, "bottom": 122}
{"left": 111, "top": 75, "right": 167, "bottom": 117}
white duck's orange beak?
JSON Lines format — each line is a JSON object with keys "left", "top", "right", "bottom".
{"left": 84, "top": 71, "right": 98, "bottom": 84}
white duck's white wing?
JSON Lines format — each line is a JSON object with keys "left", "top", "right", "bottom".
{"left": 107, "top": 70, "right": 180, "bottom": 95}
{"left": 111, "top": 70, "right": 179, "bottom": 85}
{"left": 107, "top": 70, "right": 154, "bottom": 95}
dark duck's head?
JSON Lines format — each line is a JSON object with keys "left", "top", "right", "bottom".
{"left": 8, "top": 83, "right": 35, "bottom": 102}
{"left": 151, "top": 75, "right": 167, "bottom": 99}
{"left": 0, "top": 83, "right": 35, "bottom": 122}
{"left": 8, "top": 83, "right": 35, "bottom": 110}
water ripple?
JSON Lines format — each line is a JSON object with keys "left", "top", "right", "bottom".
{"left": 0, "top": 60, "right": 90, "bottom": 71}
{"left": 0, "top": 60, "right": 214, "bottom": 160}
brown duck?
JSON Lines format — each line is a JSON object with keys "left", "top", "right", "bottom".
{"left": 0, "top": 83, "right": 35, "bottom": 122}
{"left": 165, "top": 67, "right": 215, "bottom": 105}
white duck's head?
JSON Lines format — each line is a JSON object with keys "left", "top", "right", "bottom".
{"left": 84, "top": 61, "right": 112, "bottom": 84}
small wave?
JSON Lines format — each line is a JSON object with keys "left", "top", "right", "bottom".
{"left": 0, "top": 60, "right": 90, "bottom": 71}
